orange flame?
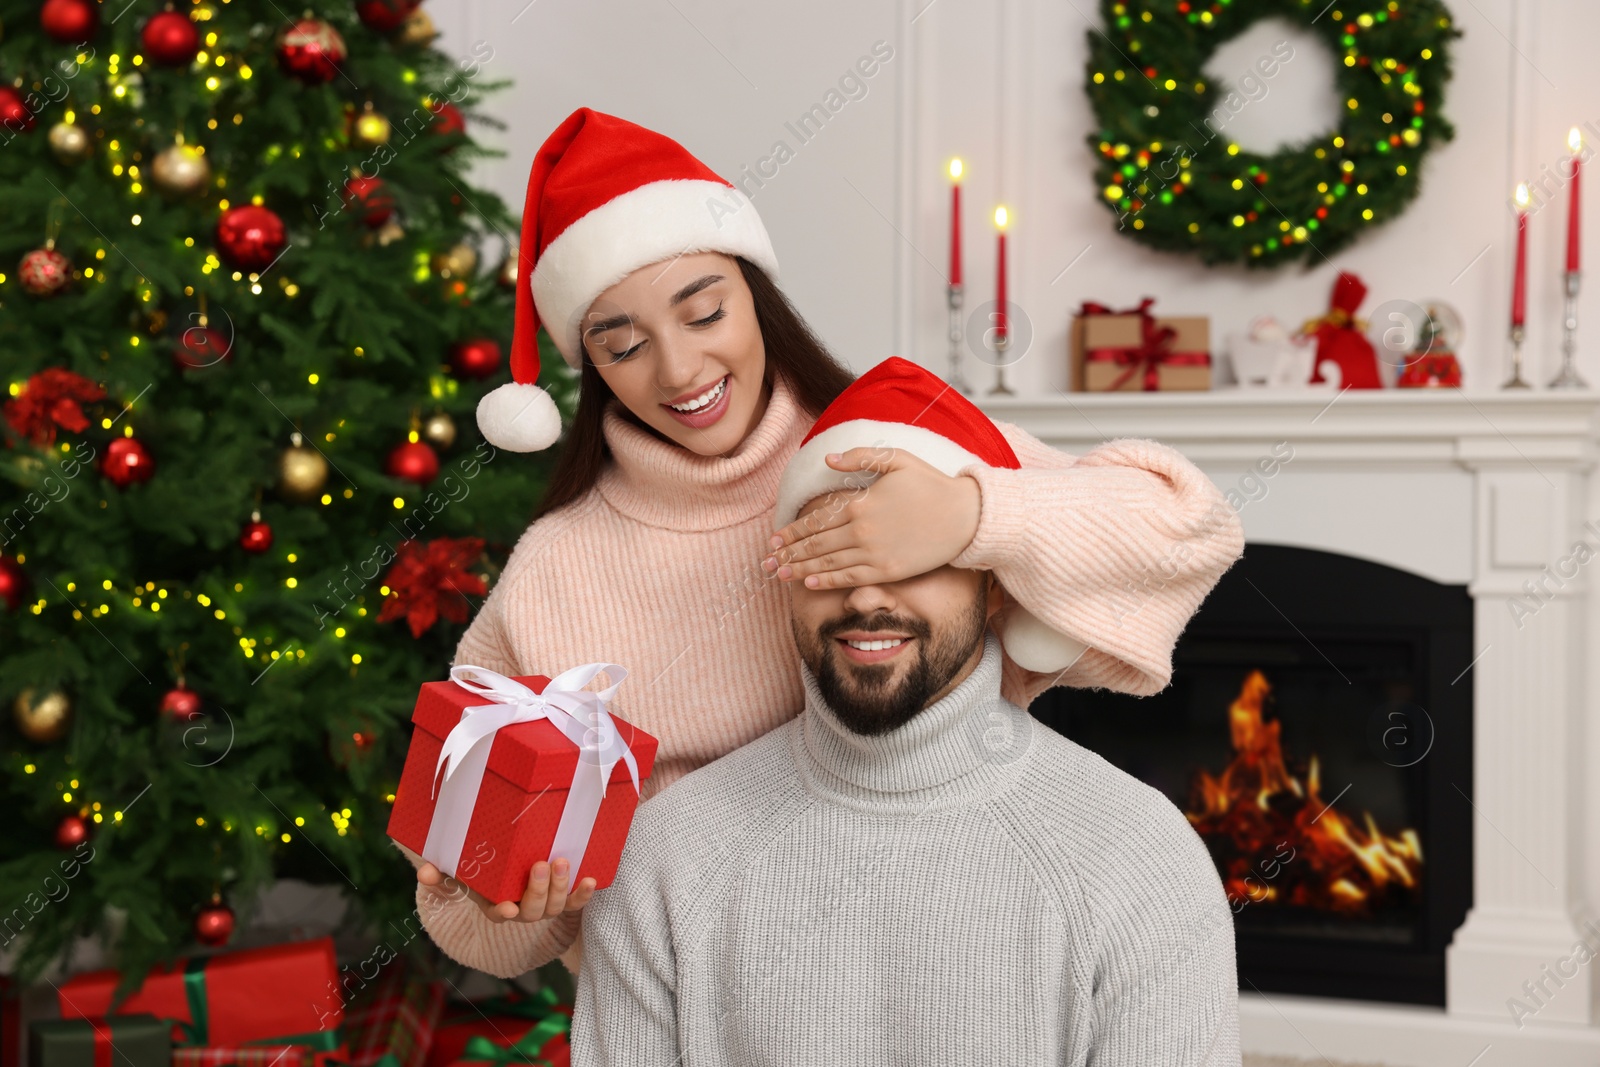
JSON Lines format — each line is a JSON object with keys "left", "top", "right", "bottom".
{"left": 1186, "top": 670, "right": 1423, "bottom": 915}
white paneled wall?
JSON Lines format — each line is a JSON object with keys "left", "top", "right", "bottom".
{"left": 431, "top": 0, "right": 1595, "bottom": 393}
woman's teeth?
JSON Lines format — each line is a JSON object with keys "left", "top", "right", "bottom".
{"left": 844, "top": 638, "right": 905, "bottom": 651}
{"left": 670, "top": 377, "right": 726, "bottom": 412}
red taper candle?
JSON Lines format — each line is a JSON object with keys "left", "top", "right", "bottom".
{"left": 1567, "top": 128, "right": 1583, "bottom": 274}
{"left": 994, "top": 205, "right": 1009, "bottom": 342}
{"left": 1512, "top": 183, "right": 1530, "bottom": 327}
{"left": 949, "top": 158, "right": 963, "bottom": 286}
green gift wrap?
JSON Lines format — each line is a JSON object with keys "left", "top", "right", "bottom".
{"left": 28, "top": 1014, "right": 171, "bottom": 1067}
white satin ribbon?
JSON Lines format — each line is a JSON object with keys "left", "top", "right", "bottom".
{"left": 422, "top": 662, "right": 638, "bottom": 885}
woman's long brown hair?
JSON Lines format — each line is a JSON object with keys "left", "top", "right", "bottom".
{"left": 531, "top": 256, "right": 856, "bottom": 522}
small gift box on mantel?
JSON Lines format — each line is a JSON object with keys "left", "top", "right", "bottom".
{"left": 387, "top": 663, "right": 659, "bottom": 905}
{"left": 1070, "top": 298, "right": 1212, "bottom": 392}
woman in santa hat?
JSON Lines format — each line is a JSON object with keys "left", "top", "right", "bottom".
{"left": 397, "top": 107, "right": 1244, "bottom": 980}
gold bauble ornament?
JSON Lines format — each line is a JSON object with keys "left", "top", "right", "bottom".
{"left": 398, "top": 8, "right": 435, "bottom": 45}
{"left": 374, "top": 218, "right": 406, "bottom": 246}
{"left": 431, "top": 242, "right": 476, "bottom": 279}
{"left": 496, "top": 254, "right": 518, "bottom": 289}
{"left": 47, "top": 122, "right": 92, "bottom": 165}
{"left": 354, "top": 109, "right": 391, "bottom": 147}
{"left": 422, "top": 412, "right": 456, "bottom": 449}
{"left": 151, "top": 143, "right": 211, "bottom": 197}
{"left": 14, "top": 688, "right": 72, "bottom": 743}
{"left": 277, "top": 433, "right": 329, "bottom": 503}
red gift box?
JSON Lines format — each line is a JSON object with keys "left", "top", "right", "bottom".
{"left": 427, "top": 992, "right": 570, "bottom": 1067}
{"left": 55, "top": 937, "right": 344, "bottom": 1056}
{"left": 387, "top": 664, "right": 658, "bottom": 904}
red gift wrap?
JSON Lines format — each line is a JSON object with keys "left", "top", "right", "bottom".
{"left": 387, "top": 666, "right": 658, "bottom": 904}
{"left": 426, "top": 992, "right": 570, "bottom": 1067}
{"left": 343, "top": 957, "right": 446, "bottom": 1067}
{"left": 55, "top": 936, "right": 344, "bottom": 1059}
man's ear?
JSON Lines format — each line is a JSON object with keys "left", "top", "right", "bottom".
{"left": 983, "top": 571, "right": 1006, "bottom": 622}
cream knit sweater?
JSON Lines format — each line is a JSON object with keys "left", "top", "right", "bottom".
{"left": 574, "top": 632, "right": 1242, "bottom": 1066}
{"left": 401, "top": 370, "right": 1244, "bottom": 979}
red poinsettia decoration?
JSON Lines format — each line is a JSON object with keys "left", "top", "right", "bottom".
{"left": 377, "top": 537, "right": 488, "bottom": 638}
{"left": 4, "top": 368, "right": 105, "bottom": 447}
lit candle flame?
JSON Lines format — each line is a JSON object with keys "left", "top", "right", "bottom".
{"left": 1571, "top": 127, "right": 1584, "bottom": 154}
{"left": 1515, "top": 183, "right": 1530, "bottom": 210}
{"left": 949, "top": 157, "right": 963, "bottom": 181}
{"left": 994, "top": 205, "right": 1009, "bottom": 229}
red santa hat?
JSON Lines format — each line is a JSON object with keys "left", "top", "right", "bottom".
{"left": 479, "top": 107, "right": 781, "bottom": 452}
{"left": 775, "top": 357, "right": 1089, "bottom": 674}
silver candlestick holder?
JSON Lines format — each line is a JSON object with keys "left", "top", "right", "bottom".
{"left": 1501, "top": 323, "right": 1531, "bottom": 389}
{"left": 987, "top": 334, "right": 1015, "bottom": 396}
{"left": 947, "top": 284, "right": 971, "bottom": 395}
{"left": 1548, "top": 270, "right": 1587, "bottom": 389}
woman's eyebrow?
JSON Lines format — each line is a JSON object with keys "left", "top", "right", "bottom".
{"left": 586, "top": 311, "right": 633, "bottom": 333}
{"left": 669, "top": 274, "right": 724, "bottom": 306}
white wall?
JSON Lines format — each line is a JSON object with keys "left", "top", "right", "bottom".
{"left": 433, "top": 0, "right": 1597, "bottom": 393}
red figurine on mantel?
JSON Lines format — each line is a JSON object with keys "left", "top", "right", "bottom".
{"left": 1303, "top": 271, "right": 1382, "bottom": 389}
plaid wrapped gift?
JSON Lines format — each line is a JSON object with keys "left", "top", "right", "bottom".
{"left": 426, "top": 989, "right": 570, "bottom": 1067}
{"left": 170, "top": 1043, "right": 323, "bottom": 1067}
{"left": 342, "top": 960, "right": 446, "bottom": 1067}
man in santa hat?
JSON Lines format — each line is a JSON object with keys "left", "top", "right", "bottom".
{"left": 572, "top": 358, "right": 1241, "bottom": 1066}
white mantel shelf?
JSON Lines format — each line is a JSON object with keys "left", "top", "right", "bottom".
{"left": 978, "top": 388, "right": 1600, "bottom": 464}
{"left": 979, "top": 386, "right": 1600, "bottom": 1066}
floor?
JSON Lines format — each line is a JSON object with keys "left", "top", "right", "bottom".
{"left": 1244, "top": 1056, "right": 1395, "bottom": 1067}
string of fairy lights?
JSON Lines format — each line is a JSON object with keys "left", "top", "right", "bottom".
{"left": 1084, "top": 0, "right": 1460, "bottom": 266}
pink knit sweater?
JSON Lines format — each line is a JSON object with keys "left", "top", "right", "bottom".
{"left": 398, "top": 370, "right": 1244, "bottom": 980}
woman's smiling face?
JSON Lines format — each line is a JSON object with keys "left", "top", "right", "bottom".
{"left": 579, "top": 251, "right": 769, "bottom": 456}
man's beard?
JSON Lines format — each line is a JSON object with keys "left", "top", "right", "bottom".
{"left": 793, "top": 593, "right": 988, "bottom": 737}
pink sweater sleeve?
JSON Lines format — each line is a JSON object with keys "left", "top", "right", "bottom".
{"left": 954, "top": 423, "right": 1244, "bottom": 703}
{"left": 395, "top": 581, "right": 585, "bottom": 980}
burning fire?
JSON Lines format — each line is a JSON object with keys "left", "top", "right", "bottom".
{"left": 1186, "top": 670, "right": 1424, "bottom": 915}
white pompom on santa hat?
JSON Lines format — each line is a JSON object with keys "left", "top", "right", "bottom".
{"left": 481, "top": 107, "right": 781, "bottom": 452}
{"left": 774, "top": 356, "right": 1090, "bottom": 675}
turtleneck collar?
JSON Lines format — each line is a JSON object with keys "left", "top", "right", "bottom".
{"left": 791, "top": 632, "right": 1036, "bottom": 812}
{"left": 595, "top": 372, "right": 810, "bottom": 531}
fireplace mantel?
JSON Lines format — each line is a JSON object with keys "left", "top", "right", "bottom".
{"left": 980, "top": 387, "right": 1600, "bottom": 1065}
{"left": 979, "top": 387, "right": 1600, "bottom": 462}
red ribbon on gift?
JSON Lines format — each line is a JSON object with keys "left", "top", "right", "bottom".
{"left": 90, "top": 1017, "right": 113, "bottom": 1067}
{"left": 1080, "top": 298, "right": 1209, "bottom": 391}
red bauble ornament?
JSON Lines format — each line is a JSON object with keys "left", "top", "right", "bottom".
{"left": 449, "top": 338, "right": 502, "bottom": 380}
{"left": 277, "top": 17, "right": 347, "bottom": 84}
{"left": 343, "top": 175, "right": 395, "bottom": 227}
{"left": 0, "top": 87, "right": 35, "bottom": 133}
{"left": 41, "top": 0, "right": 98, "bottom": 42}
{"left": 0, "top": 556, "right": 28, "bottom": 612}
{"left": 430, "top": 101, "right": 465, "bottom": 139}
{"left": 19, "top": 246, "right": 72, "bottom": 296}
{"left": 160, "top": 685, "right": 203, "bottom": 720}
{"left": 141, "top": 10, "right": 200, "bottom": 66}
{"left": 239, "top": 514, "right": 273, "bottom": 553}
{"left": 386, "top": 440, "right": 439, "bottom": 485}
{"left": 174, "top": 325, "right": 232, "bottom": 369}
{"left": 55, "top": 814, "right": 89, "bottom": 849}
{"left": 216, "top": 204, "right": 286, "bottom": 272}
{"left": 195, "top": 898, "right": 235, "bottom": 947}
{"left": 101, "top": 436, "right": 155, "bottom": 487}
{"left": 355, "top": 0, "right": 417, "bottom": 33}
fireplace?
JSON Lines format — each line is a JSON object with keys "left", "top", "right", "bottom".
{"left": 1031, "top": 543, "right": 1474, "bottom": 1006}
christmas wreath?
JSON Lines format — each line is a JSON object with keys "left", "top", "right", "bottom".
{"left": 1085, "top": 0, "right": 1460, "bottom": 267}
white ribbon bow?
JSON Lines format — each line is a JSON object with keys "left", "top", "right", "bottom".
{"left": 421, "top": 662, "right": 637, "bottom": 885}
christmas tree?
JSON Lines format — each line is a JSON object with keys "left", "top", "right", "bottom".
{"left": 0, "top": 0, "right": 572, "bottom": 986}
